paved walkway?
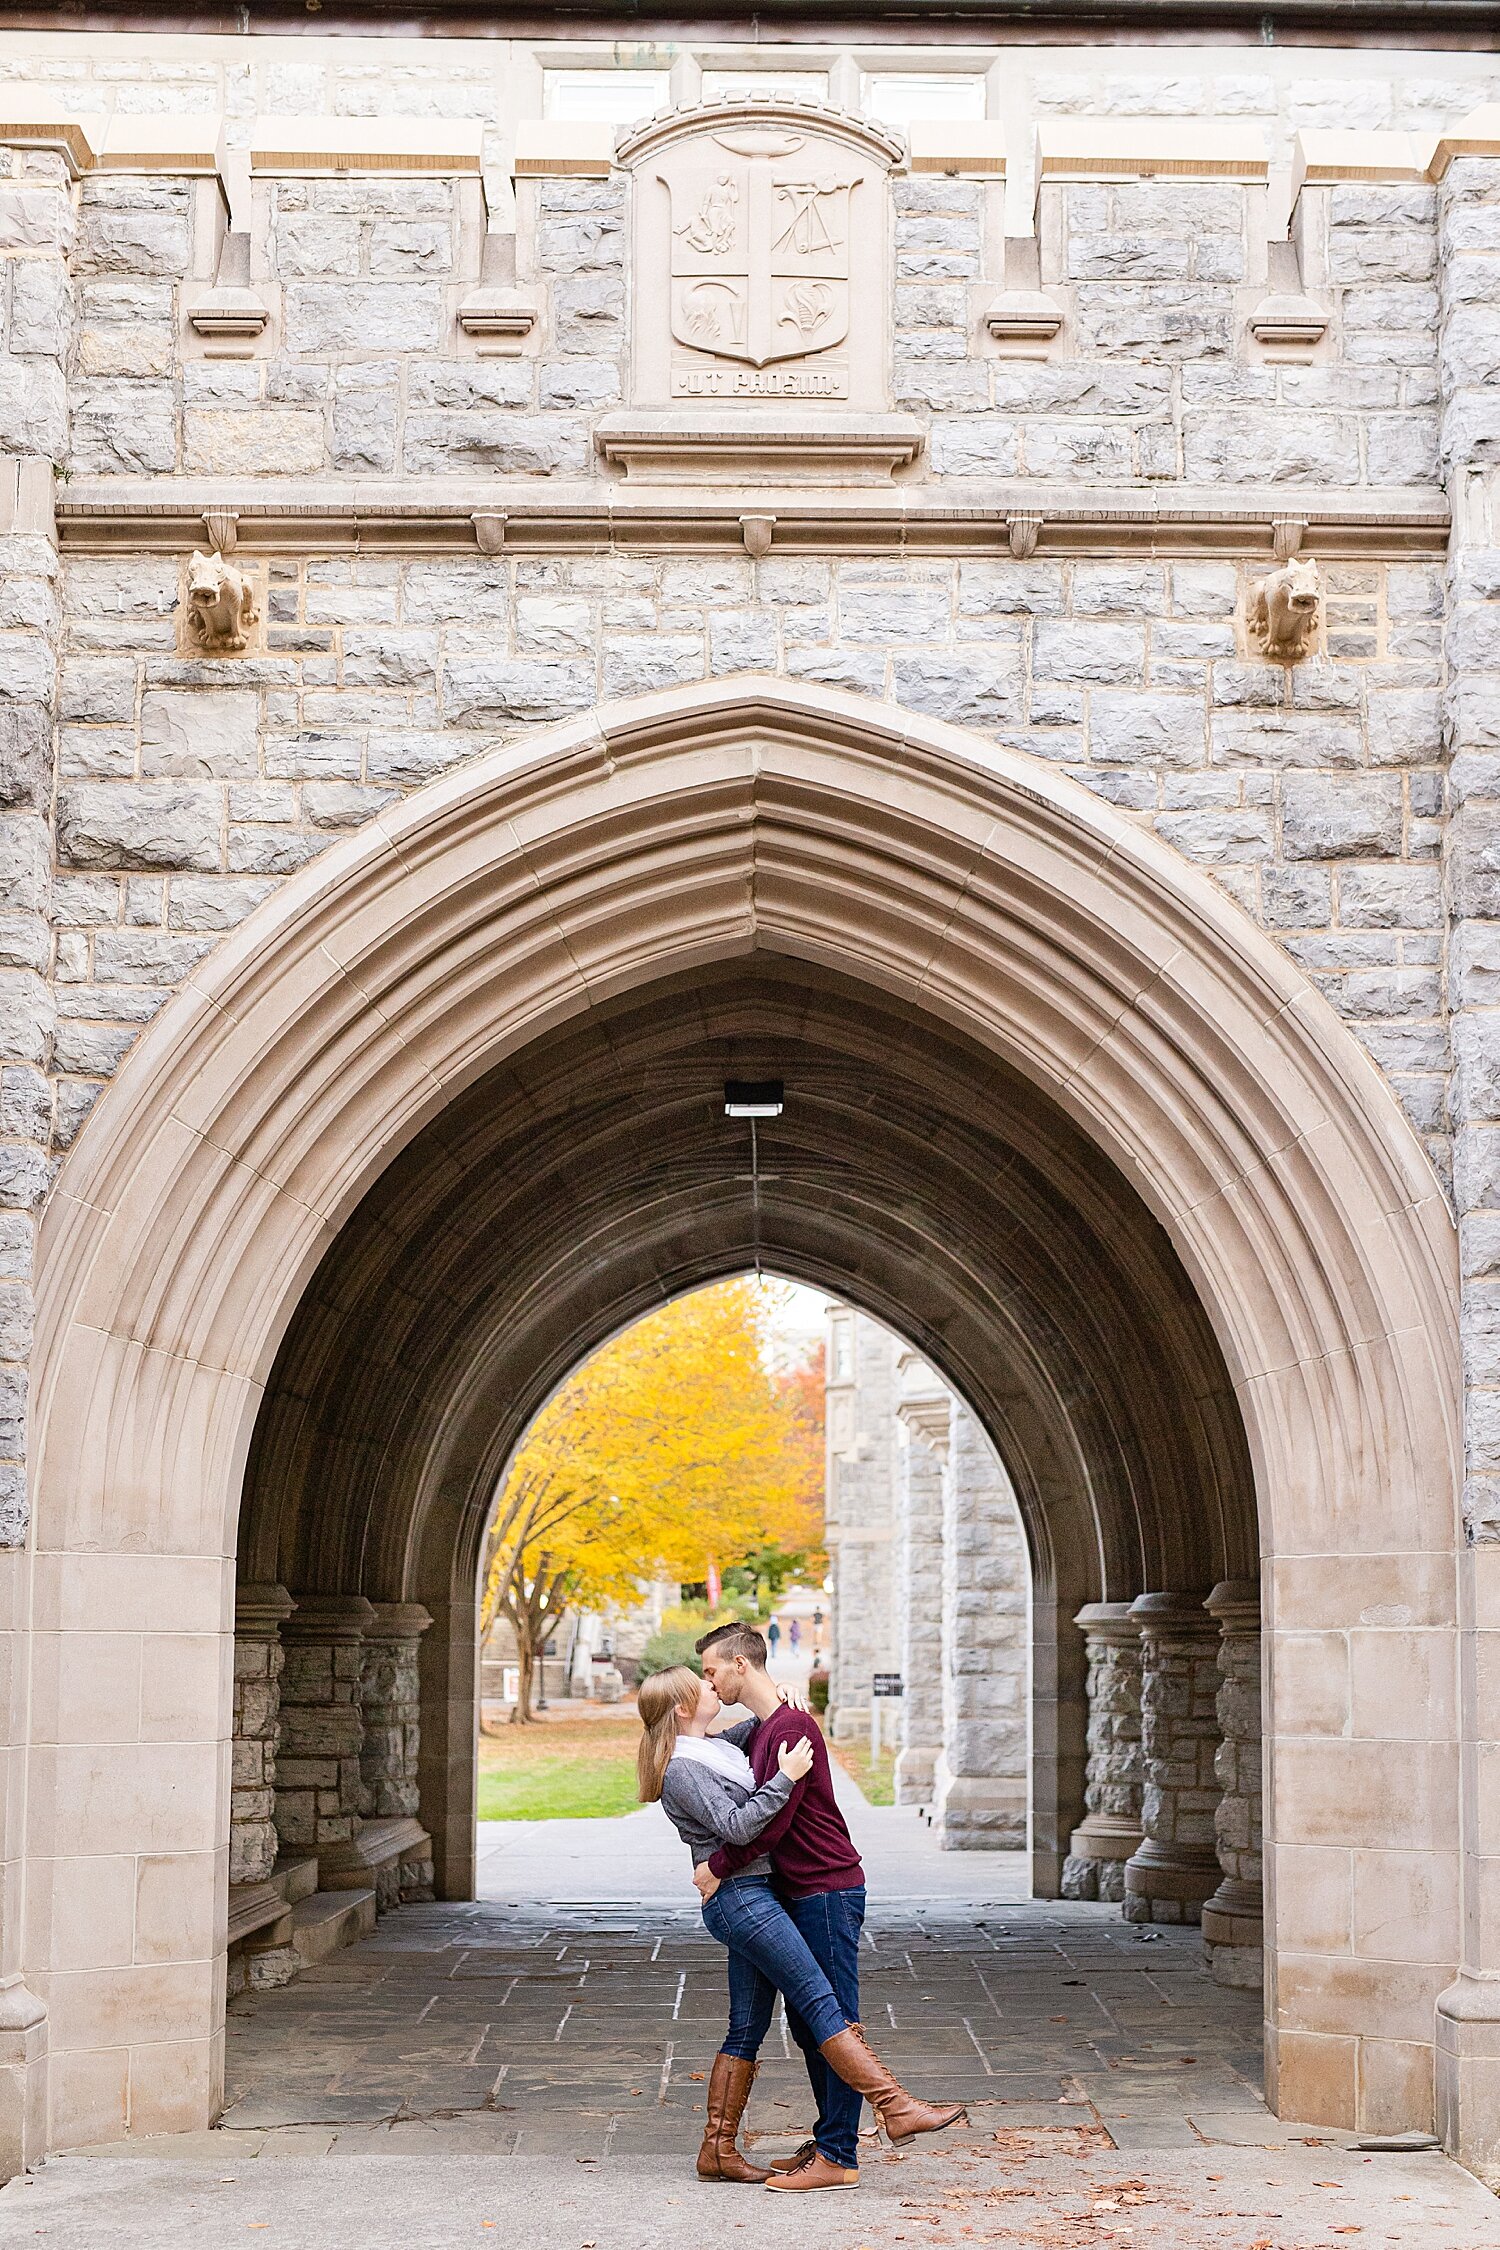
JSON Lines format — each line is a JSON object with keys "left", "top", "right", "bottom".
{"left": 2, "top": 1779, "right": 1497, "bottom": 2245}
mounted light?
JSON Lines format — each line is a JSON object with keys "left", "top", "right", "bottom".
{"left": 724, "top": 1079, "right": 784, "bottom": 1119}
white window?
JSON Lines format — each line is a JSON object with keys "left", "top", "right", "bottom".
{"left": 862, "top": 74, "right": 987, "bottom": 125}
{"left": 543, "top": 69, "right": 671, "bottom": 123}
{"left": 700, "top": 70, "right": 830, "bottom": 104}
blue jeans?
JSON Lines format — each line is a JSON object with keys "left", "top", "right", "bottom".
{"left": 781, "top": 1886, "right": 866, "bottom": 2170}
{"left": 701, "top": 1876, "right": 851, "bottom": 2058}
{"left": 701, "top": 1878, "right": 867, "bottom": 2171}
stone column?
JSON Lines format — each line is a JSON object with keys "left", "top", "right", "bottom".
{"left": 274, "top": 1595, "right": 374, "bottom": 1864}
{"left": 1061, "top": 1602, "right": 1143, "bottom": 1902}
{"left": 1436, "top": 135, "right": 1500, "bottom": 2171}
{"left": 1200, "top": 1579, "right": 1263, "bottom": 1987}
{"left": 893, "top": 1349, "right": 948, "bottom": 1805}
{"left": 232, "top": 1584, "right": 296, "bottom": 1886}
{"left": 933, "top": 1400, "right": 1029, "bottom": 1849}
{"left": 360, "top": 1600, "right": 434, "bottom": 1901}
{"left": 1122, "top": 1592, "right": 1223, "bottom": 1925}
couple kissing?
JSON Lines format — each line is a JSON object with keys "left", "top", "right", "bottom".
{"left": 636, "top": 1621, "right": 965, "bottom": 2192}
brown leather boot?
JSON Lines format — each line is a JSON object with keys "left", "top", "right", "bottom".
{"left": 764, "top": 2147, "right": 860, "bottom": 2192}
{"left": 817, "top": 2024, "right": 968, "bottom": 2148}
{"left": 696, "top": 2054, "right": 771, "bottom": 2183}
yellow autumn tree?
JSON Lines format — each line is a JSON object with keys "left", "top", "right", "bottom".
{"left": 482, "top": 1278, "right": 824, "bottom": 1720}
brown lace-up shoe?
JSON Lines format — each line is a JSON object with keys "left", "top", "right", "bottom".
{"left": 696, "top": 2054, "right": 772, "bottom": 2183}
{"left": 768, "top": 2137, "right": 817, "bottom": 2172}
{"left": 763, "top": 2147, "right": 860, "bottom": 2192}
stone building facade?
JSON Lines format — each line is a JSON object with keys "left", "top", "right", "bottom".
{"left": 0, "top": 14, "right": 1497, "bottom": 2190}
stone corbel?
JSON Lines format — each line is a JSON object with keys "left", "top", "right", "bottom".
{"left": 740, "top": 513, "right": 775, "bottom": 560}
{"left": 985, "top": 236, "right": 1064, "bottom": 357}
{"left": 203, "top": 507, "right": 238, "bottom": 556}
{"left": 1007, "top": 512, "right": 1043, "bottom": 560}
{"left": 187, "top": 227, "right": 272, "bottom": 357}
{"left": 1247, "top": 237, "right": 1328, "bottom": 360}
{"left": 1272, "top": 515, "right": 1307, "bottom": 560}
{"left": 473, "top": 512, "right": 507, "bottom": 556}
{"left": 457, "top": 230, "right": 539, "bottom": 356}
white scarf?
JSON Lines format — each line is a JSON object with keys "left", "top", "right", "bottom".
{"left": 670, "top": 1733, "right": 755, "bottom": 1789}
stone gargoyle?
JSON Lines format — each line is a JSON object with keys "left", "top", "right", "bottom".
{"left": 1250, "top": 555, "right": 1322, "bottom": 664}
{"left": 184, "top": 548, "right": 259, "bottom": 654}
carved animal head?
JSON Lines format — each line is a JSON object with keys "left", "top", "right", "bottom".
{"left": 186, "top": 549, "right": 233, "bottom": 613}
{"left": 1278, "top": 556, "right": 1321, "bottom": 614}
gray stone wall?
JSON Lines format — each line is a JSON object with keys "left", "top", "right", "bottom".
{"left": 901, "top": 176, "right": 1439, "bottom": 492}
{"left": 1439, "top": 158, "right": 1500, "bottom": 1539}
{"left": 49, "top": 541, "right": 1447, "bottom": 1171}
{"left": 0, "top": 112, "right": 1488, "bottom": 1556}
{"left": 274, "top": 1596, "right": 373, "bottom": 1857}
{"left": 0, "top": 135, "right": 71, "bottom": 1548}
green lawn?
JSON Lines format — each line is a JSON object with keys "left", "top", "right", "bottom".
{"left": 831, "top": 1740, "right": 897, "bottom": 1806}
{"left": 477, "top": 1713, "right": 642, "bottom": 1820}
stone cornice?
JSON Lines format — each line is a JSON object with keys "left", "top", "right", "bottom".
{"left": 2, "top": 3, "right": 1497, "bottom": 40}
{"left": 54, "top": 478, "right": 1451, "bottom": 559}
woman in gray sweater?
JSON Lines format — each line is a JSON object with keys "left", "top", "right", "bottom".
{"left": 638, "top": 1663, "right": 964, "bottom": 2190}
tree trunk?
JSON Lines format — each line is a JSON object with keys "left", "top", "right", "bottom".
{"left": 511, "top": 1635, "right": 536, "bottom": 1724}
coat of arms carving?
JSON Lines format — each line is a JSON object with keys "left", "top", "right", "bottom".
{"left": 666, "top": 137, "right": 854, "bottom": 369}
{"left": 618, "top": 98, "right": 904, "bottom": 410}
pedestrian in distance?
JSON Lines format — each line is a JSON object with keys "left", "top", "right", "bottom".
{"left": 767, "top": 1618, "right": 782, "bottom": 1656}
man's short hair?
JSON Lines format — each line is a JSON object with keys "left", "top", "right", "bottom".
{"left": 695, "top": 1621, "right": 769, "bottom": 1669}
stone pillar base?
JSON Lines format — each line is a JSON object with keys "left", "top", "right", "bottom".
{"left": 933, "top": 1766, "right": 1027, "bottom": 1850}
{"left": 1438, "top": 1975, "right": 1500, "bottom": 2179}
{"left": 1122, "top": 1838, "right": 1221, "bottom": 1925}
{"left": 1062, "top": 1812, "right": 1142, "bottom": 1902}
{"left": 894, "top": 1744, "right": 939, "bottom": 1805}
{"left": 1202, "top": 1877, "right": 1264, "bottom": 1987}
{"left": 0, "top": 1981, "right": 47, "bottom": 2181}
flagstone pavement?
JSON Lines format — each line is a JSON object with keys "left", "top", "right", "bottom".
{"left": 1, "top": 1783, "right": 1497, "bottom": 2246}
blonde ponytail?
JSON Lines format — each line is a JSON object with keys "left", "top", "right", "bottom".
{"left": 636, "top": 1665, "right": 700, "bottom": 1802}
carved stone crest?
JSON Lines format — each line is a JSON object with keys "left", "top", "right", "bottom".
{"left": 618, "top": 98, "right": 903, "bottom": 412}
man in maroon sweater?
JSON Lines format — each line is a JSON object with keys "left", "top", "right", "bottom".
{"left": 693, "top": 1620, "right": 872, "bottom": 2187}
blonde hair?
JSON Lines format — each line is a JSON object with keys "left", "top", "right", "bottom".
{"left": 636, "top": 1665, "right": 701, "bottom": 1803}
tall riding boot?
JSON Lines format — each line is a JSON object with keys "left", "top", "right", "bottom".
{"left": 817, "top": 2024, "right": 968, "bottom": 2147}
{"left": 696, "top": 2053, "right": 772, "bottom": 2183}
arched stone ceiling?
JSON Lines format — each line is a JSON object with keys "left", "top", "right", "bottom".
{"left": 241, "top": 953, "right": 1256, "bottom": 1621}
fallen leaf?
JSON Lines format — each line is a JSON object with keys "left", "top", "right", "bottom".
{"left": 1315, "top": 2181, "right": 1342, "bottom": 2188}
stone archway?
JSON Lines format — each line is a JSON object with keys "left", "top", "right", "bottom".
{"left": 30, "top": 676, "right": 1460, "bottom": 2159}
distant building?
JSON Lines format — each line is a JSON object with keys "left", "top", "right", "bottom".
{"left": 824, "top": 1306, "right": 1029, "bottom": 1850}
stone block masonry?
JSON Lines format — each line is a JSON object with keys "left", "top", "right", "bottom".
{"left": 48, "top": 546, "right": 1448, "bottom": 1176}
{"left": 275, "top": 1595, "right": 375, "bottom": 1859}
